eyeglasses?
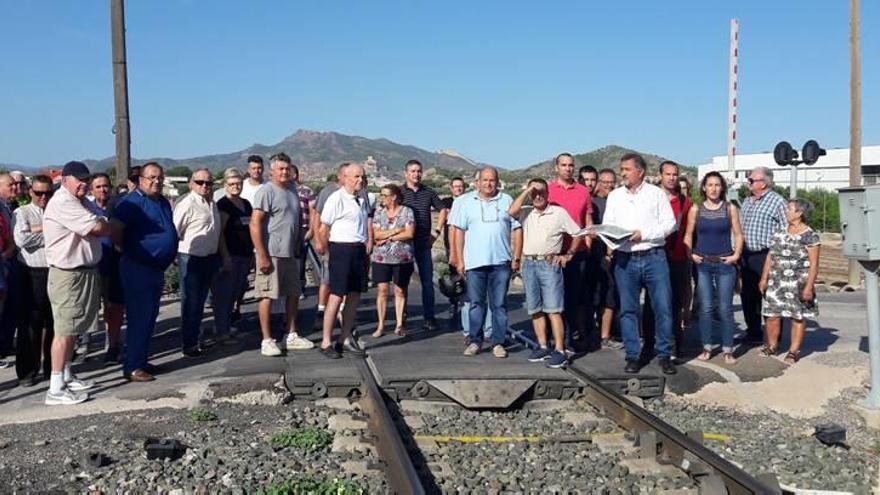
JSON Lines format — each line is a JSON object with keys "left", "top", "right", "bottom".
{"left": 193, "top": 180, "right": 212, "bottom": 186}
{"left": 142, "top": 175, "right": 163, "bottom": 183}
{"left": 747, "top": 177, "right": 765, "bottom": 185}
{"left": 12, "top": 181, "right": 25, "bottom": 186}
{"left": 32, "top": 190, "right": 53, "bottom": 197}
{"left": 226, "top": 181, "right": 242, "bottom": 187}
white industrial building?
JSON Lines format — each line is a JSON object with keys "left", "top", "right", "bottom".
{"left": 696, "top": 145, "right": 880, "bottom": 192}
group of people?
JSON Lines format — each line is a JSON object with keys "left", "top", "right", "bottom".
{"left": 0, "top": 149, "right": 822, "bottom": 406}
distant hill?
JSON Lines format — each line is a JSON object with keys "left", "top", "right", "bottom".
{"left": 520, "top": 145, "right": 695, "bottom": 177}
{"left": 77, "top": 130, "right": 483, "bottom": 179}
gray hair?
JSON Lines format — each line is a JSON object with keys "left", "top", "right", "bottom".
{"left": 191, "top": 168, "right": 212, "bottom": 180}
{"left": 223, "top": 167, "right": 242, "bottom": 181}
{"left": 789, "top": 199, "right": 814, "bottom": 224}
{"left": 751, "top": 166, "right": 774, "bottom": 184}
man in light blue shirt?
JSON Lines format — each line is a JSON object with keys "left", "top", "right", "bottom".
{"left": 450, "top": 167, "right": 522, "bottom": 358}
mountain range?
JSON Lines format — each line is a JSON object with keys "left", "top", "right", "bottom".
{"left": 4, "top": 130, "right": 688, "bottom": 178}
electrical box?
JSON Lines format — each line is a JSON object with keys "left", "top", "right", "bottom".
{"left": 838, "top": 185, "right": 880, "bottom": 261}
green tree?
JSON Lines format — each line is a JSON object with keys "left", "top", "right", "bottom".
{"left": 166, "top": 165, "right": 192, "bottom": 178}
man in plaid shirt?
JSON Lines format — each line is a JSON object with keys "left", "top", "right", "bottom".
{"left": 740, "top": 166, "right": 788, "bottom": 344}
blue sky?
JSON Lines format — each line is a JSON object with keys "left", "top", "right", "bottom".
{"left": 1, "top": 0, "right": 877, "bottom": 170}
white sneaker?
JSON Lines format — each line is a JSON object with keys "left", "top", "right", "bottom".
{"left": 261, "top": 339, "right": 282, "bottom": 357}
{"left": 45, "top": 388, "right": 88, "bottom": 406}
{"left": 284, "top": 333, "right": 315, "bottom": 350}
{"left": 65, "top": 378, "right": 95, "bottom": 392}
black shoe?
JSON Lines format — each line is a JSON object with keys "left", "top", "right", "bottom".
{"left": 659, "top": 357, "right": 677, "bottom": 375}
{"left": 182, "top": 348, "right": 203, "bottom": 358}
{"left": 624, "top": 359, "right": 640, "bottom": 374}
{"left": 342, "top": 339, "right": 365, "bottom": 356}
{"left": 423, "top": 318, "right": 437, "bottom": 331}
{"left": 320, "top": 346, "right": 342, "bottom": 359}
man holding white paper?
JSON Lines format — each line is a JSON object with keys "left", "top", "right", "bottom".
{"left": 602, "top": 153, "right": 677, "bottom": 374}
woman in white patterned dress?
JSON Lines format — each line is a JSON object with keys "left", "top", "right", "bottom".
{"left": 758, "top": 199, "right": 821, "bottom": 364}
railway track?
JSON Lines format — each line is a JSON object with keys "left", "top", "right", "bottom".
{"left": 508, "top": 328, "right": 792, "bottom": 495}
{"left": 309, "top": 243, "right": 790, "bottom": 493}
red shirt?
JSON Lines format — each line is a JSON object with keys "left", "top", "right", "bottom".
{"left": 548, "top": 180, "right": 592, "bottom": 251}
{"left": 665, "top": 193, "right": 692, "bottom": 262}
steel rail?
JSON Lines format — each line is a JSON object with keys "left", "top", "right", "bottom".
{"left": 354, "top": 358, "right": 425, "bottom": 495}
{"left": 507, "top": 328, "right": 786, "bottom": 495}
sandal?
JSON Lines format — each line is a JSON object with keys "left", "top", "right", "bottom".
{"left": 723, "top": 352, "right": 737, "bottom": 365}
{"left": 783, "top": 350, "right": 801, "bottom": 365}
{"left": 697, "top": 350, "right": 712, "bottom": 361}
{"left": 394, "top": 326, "right": 407, "bottom": 337}
{"left": 758, "top": 345, "right": 777, "bottom": 358}
{"left": 371, "top": 328, "right": 384, "bottom": 338}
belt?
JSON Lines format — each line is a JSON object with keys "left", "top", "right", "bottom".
{"left": 330, "top": 241, "right": 366, "bottom": 247}
{"left": 695, "top": 252, "right": 734, "bottom": 263}
{"left": 522, "top": 254, "right": 559, "bottom": 261}
{"left": 50, "top": 265, "right": 98, "bottom": 272}
{"left": 617, "top": 246, "right": 662, "bottom": 257}
{"left": 745, "top": 248, "right": 769, "bottom": 254}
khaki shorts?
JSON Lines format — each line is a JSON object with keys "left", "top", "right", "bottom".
{"left": 255, "top": 256, "right": 301, "bottom": 300}
{"left": 48, "top": 266, "right": 100, "bottom": 337}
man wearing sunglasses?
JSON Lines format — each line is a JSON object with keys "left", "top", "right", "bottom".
{"left": 112, "top": 162, "right": 178, "bottom": 382}
{"left": 12, "top": 175, "right": 54, "bottom": 386}
{"left": 173, "top": 168, "right": 223, "bottom": 357}
{"left": 740, "top": 166, "right": 788, "bottom": 345}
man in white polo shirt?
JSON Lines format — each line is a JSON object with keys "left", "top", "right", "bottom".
{"left": 603, "top": 153, "right": 677, "bottom": 375}
{"left": 318, "top": 163, "right": 370, "bottom": 359}
{"left": 43, "top": 161, "right": 111, "bottom": 405}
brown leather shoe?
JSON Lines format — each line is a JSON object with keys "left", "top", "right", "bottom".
{"left": 126, "top": 369, "right": 155, "bottom": 382}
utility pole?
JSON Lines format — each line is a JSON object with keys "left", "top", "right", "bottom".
{"left": 111, "top": 0, "right": 131, "bottom": 184}
{"left": 849, "top": 0, "right": 862, "bottom": 287}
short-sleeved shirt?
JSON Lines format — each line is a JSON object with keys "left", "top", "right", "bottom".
{"left": 741, "top": 190, "right": 788, "bottom": 252}
{"left": 315, "top": 183, "right": 339, "bottom": 214}
{"left": 43, "top": 186, "right": 103, "bottom": 269}
{"left": 241, "top": 179, "right": 263, "bottom": 205}
{"left": 371, "top": 205, "right": 415, "bottom": 265}
{"left": 401, "top": 184, "right": 446, "bottom": 245}
{"left": 252, "top": 181, "right": 301, "bottom": 259}
{"left": 217, "top": 196, "right": 253, "bottom": 257}
{"left": 173, "top": 192, "right": 222, "bottom": 257}
{"left": 321, "top": 188, "right": 370, "bottom": 243}
{"left": 449, "top": 190, "right": 521, "bottom": 270}
{"left": 113, "top": 188, "right": 178, "bottom": 271}
{"left": 548, "top": 180, "right": 593, "bottom": 251}
{"left": 521, "top": 205, "right": 582, "bottom": 256}
{"left": 296, "top": 183, "right": 315, "bottom": 229}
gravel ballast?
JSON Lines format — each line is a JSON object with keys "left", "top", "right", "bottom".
{"left": 0, "top": 401, "right": 386, "bottom": 494}
{"left": 647, "top": 386, "right": 880, "bottom": 494}
{"left": 401, "top": 403, "right": 697, "bottom": 493}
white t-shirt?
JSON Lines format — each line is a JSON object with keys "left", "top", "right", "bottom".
{"left": 241, "top": 179, "right": 263, "bottom": 205}
{"left": 320, "top": 188, "right": 369, "bottom": 243}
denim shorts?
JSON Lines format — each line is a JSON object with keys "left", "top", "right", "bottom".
{"left": 522, "top": 258, "right": 564, "bottom": 315}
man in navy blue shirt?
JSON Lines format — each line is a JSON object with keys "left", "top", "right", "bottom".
{"left": 111, "top": 162, "right": 178, "bottom": 382}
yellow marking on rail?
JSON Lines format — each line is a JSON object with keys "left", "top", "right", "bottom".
{"left": 702, "top": 433, "right": 731, "bottom": 442}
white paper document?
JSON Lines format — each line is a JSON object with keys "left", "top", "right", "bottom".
{"left": 573, "top": 224, "right": 634, "bottom": 251}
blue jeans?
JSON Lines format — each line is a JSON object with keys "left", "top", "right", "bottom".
{"left": 522, "top": 259, "right": 564, "bottom": 315}
{"left": 696, "top": 261, "right": 737, "bottom": 352}
{"left": 121, "top": 257, "right": 165, "bottom": 375}
{"left": 211, "top": 255, "right": 251, "bottom": 335}
{"left": 413, "top": 242, "right": 435, "bottom": 320}
{"left": 461, "top": 302, "right": 492, "bottom": 338}
{"left": 465, "top": 263, "right": 510, "bottom": 346}
{"left": 178, "top": 253, "right": 219, "bottom": 351}
{"left": 613, "top": 248, "right": 673, "bottom": 360}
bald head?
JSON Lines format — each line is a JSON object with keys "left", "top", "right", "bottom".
{"left": 342, "top": 164, "right": 365, "bottom": 193}
{"left": 477, "top": 166, "right": 499, "bottom": 198}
